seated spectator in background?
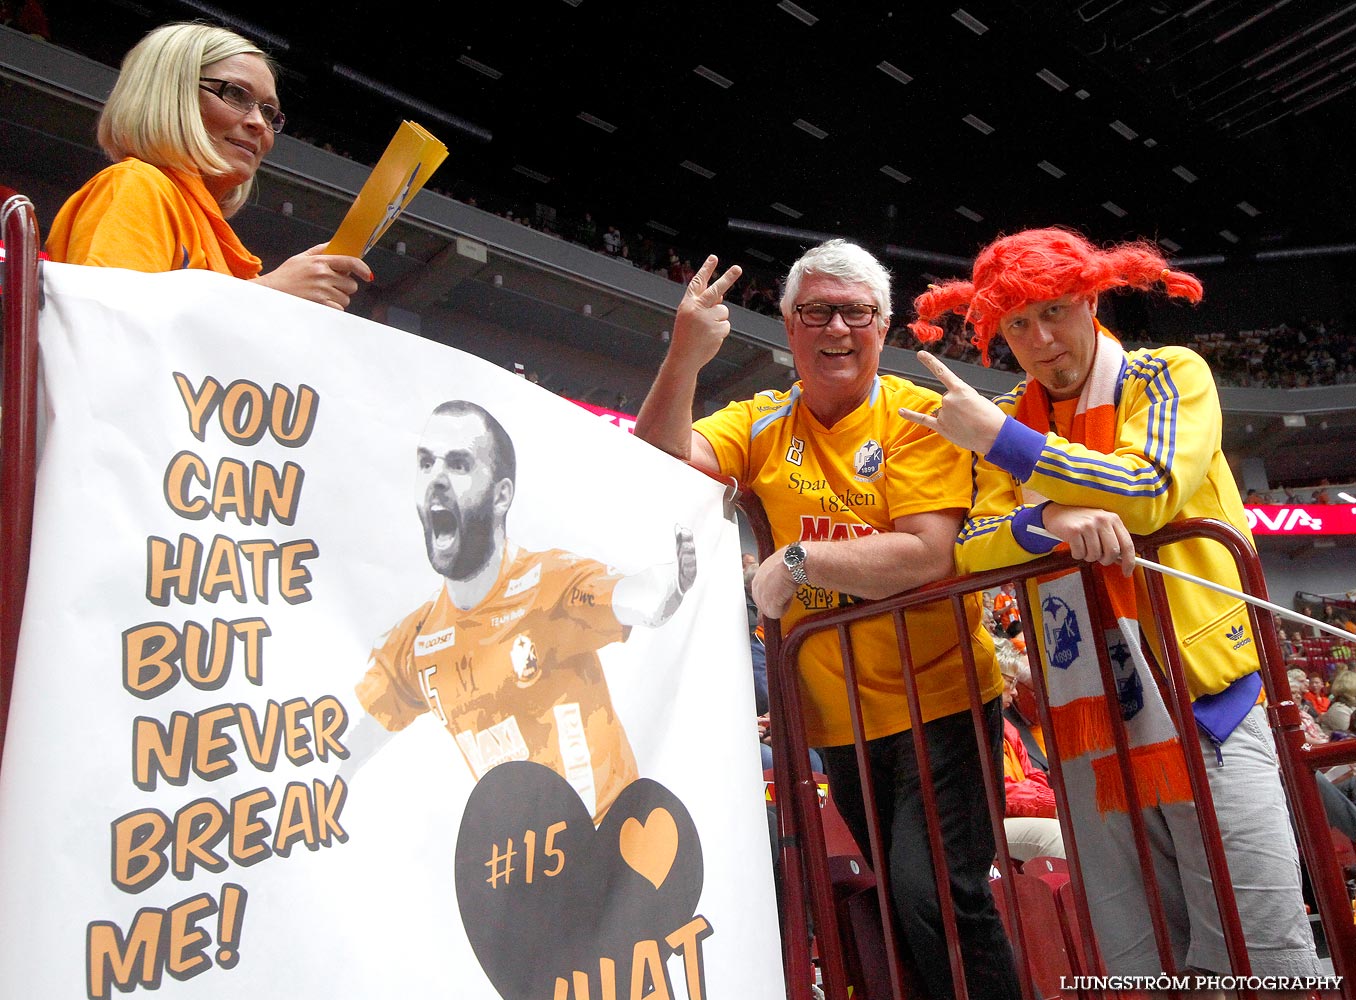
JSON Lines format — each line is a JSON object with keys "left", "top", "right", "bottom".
{"left": 1321, "top": 670, "right": 1356, "bottom": 734}
{"left": 758, "top": 712, "right": 824, "bottom": 775}
{"left": 745, "top": 564, "right": 768, "bottom": 717}
{"left": 1, "top": 0, "right": 49, "bottom": 38}
{"left": 1289, "top": 669, "right": 1329, "bottom": 743}
{"left": 1281, "top": 628, "right": 1303, "bottom": 663}
{"left": 1304, "top": 674, "right": 1330, "bottom": 716}
{"left": 1243, "top": 488, "right": 1263, "bottom": 504}
{"left": 993, "top": 581, "right": 1022, "bottom": 638}
{"left": 575, "top": 212, "right": 599, "bottom": 249}
{"left": 1002, "top": 642, "right": 1047, "bottom": 773}
{"left": 46, "top": 23, "right": 370, "bottom": 309}
{"left": 996, "top": 639, "right": 1064, "bottom": 862}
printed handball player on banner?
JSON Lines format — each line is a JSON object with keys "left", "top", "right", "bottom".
{"left": 343, "top": 401, "right": 697, "bottom": 822}
{"left": 903, "top": 228, "right": 1322, "bottom": 977}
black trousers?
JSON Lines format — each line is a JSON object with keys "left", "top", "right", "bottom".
{"left": 821, "top": 698, "right": 1021, "bottom": 1000}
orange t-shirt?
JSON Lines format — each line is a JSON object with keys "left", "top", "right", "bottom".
{"left": 46, "top": 158, "right": 261, "bottom": 278}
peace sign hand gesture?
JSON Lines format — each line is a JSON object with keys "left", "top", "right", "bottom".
{"left": 671, "top": 255, "right": 742, "bottom": 369}
{"left": 897, "top": 351, "right": 1007, "bottom": 455}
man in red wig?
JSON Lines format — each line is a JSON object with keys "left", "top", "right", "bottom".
{"left": 902, "top": 228, "right": 1320, "bottom": 978}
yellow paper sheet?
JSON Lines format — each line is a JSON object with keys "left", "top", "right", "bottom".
{"left": 326, "top": 121, "right": 448, "bottom": 258}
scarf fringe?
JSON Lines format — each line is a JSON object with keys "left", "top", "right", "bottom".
{"left": 1090, "top": 741, "right": 1194, "bottom": 815}
{"left": 1049, "top": 696, "right": 1117, "bottom": 759}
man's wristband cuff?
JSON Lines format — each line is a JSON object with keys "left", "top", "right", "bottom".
{"left": 1012, "top": 503, "right": 1060, "bottom": 554}
{"left": 984, "top": 416, "right": 1044, "bottom": 480}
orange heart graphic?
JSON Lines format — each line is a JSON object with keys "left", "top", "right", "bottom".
{"left": 619, "top": 808, "right": 678, "bottom": 889}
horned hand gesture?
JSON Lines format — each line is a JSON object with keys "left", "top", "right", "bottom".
{"left": 670, "top": 255, "right": 742, "bottom": 368}
{"left": 898, "top": 351, "right": 1007, "bottom": 455}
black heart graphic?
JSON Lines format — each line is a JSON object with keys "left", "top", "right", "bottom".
{"left": 454, "top": 761, "right": 705, "bottom": 1000}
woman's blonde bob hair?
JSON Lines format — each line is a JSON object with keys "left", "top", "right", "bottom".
{"left": 97, "top": 23, "right": 276, "bottom": 217}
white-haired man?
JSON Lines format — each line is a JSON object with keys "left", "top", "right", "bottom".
{"left": 636, "top": 242, "right": 1018, "bottom": 999}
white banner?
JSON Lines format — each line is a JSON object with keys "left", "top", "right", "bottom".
{"left": 0, "top": 264, "right": 782, "bottom": 999}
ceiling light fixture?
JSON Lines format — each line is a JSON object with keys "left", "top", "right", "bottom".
{"left": 333, "top": 65, "right": 492, "bottom": 141}
{"left": 877, "top": 61, "right": 913, "bottom": 85}
{"left": 178, "top": 2, "right": 289, "bottom": 49}
{"left": 962, "top": 114, "right": 994, "bottom": 135}
{"left": 456, "top": 54, "right": 503, "bottom": 80}
{"left": 1036, "top": 68, "right": 1068, "bottom": 91}
{"left": 777, "top": 0, "right": 818, "bottom": 26}
{"left": 577, "top": 112, "right": 617, "bottom": 133}
{"left": 694, "top": 66, "right": 734, "bottom": 88}
{"left": 952, "top": 9, "right": 988, "bottom": 34}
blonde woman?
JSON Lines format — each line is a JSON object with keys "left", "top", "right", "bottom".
{"left": 1321, "top": 669, "right": 1356, "bottom": 734}
{"left": 47, "top": 22, "right": 370, "bottom": 309}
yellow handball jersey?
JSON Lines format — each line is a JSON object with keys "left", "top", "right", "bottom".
{"left": 696, "top": 375, "right": 1001, "bottom": 746}
{"left": 358, "top": 546, "right": 638, "bottom": 821}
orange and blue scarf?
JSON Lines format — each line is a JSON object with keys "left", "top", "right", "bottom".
{"left": 1013, "top": 326, "right": 1192, "bottom": 814}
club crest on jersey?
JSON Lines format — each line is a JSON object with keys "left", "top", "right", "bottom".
{"left": 510, "top": 633, "right": 540, "bottom": 687}
{"left": 854, "top": 439, "right": 883, "bottom": 483}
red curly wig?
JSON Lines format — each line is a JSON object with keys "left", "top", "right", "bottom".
{"left": 909, "top": 228, "right": 1203, "bottom": 365}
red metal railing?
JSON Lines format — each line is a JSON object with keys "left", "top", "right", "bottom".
{"left": 0, "top": 194, "right": 42, "bottom": 771}
{"left": 745, "top": 499, "right": 1356, "bottom": 1000}
{"left": 3, "top": 200, "right": 1351, "bottom": 997}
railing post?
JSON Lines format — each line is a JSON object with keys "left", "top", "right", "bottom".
{"left": 1, "top": 193, "right": 42, "bottom": 769}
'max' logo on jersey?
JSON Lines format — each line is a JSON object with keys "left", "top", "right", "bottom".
{"left": 414, "top": 626, "right": 455, "bottom": 654}
{"left": 799, "top": 516, "right": 878, "bottom": 542}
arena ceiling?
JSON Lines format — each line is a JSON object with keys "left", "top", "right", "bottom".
{"left": 19, "top": 0, "right": 1356, "bottom": 496}
{"left": 59, "top": 0, "right": 1356, "bottom": 272}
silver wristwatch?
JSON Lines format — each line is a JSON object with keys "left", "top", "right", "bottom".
{"left": 783, "top": 543, "right": 808, "bottom": 586}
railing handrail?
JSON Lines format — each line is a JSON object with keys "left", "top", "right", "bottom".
{"left": 764, "top": 514, "right": 1354, "bottom": 999}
